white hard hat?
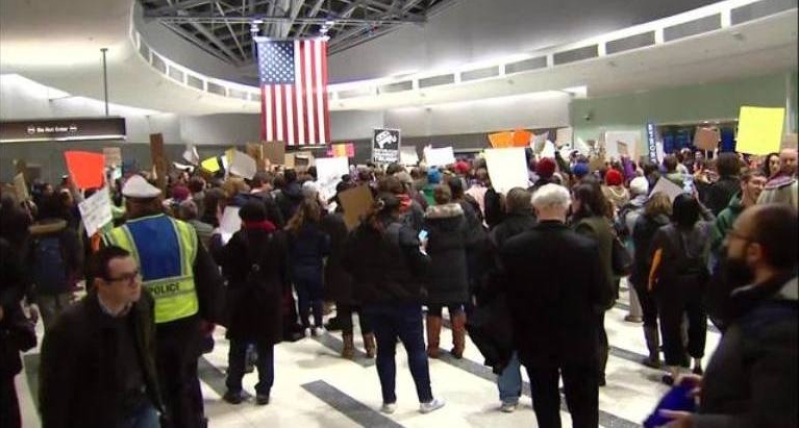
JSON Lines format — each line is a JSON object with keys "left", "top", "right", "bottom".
{"left": 122, "top": 175, "right": 161, "bottom": 199}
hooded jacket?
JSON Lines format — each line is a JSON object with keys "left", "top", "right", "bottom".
{"left": 276, "top": 181, "right": 304, "bottom": 222}
{"left": 693, "top": 272, "right": 798, "bottom": 428}
{"left": 423, "top": 203, "right": 470, "bottom": 305}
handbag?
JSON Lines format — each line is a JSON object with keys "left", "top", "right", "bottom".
{"left": 611, "top": 234, "right": 633, "bottom": 277}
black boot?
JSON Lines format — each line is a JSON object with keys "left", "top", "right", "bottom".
{"left": 643, "top": 326, "right": 661, "bottom": 369}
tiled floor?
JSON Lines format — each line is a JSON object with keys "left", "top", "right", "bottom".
{"left": 18, "top": 283, "right": 721, "bottom": 427}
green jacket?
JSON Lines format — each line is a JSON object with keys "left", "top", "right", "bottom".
{"left": 574, "top": 215, "right": 616, "bottom": 310}
{"left": 710, "top": 193, "right": 744, "bottom": 256}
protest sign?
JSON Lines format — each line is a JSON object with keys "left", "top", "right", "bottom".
{"left": 284, "top": 153, "right": 296, "bottom": 169}
{"left": 532, "top": 132, "right": 548, "bottom": 153}
{"left": 219, "top": 206, "right": 242, "bottom": 245}
{"left": 484, "top": 148, "right": 528, "bottom": 194}
{"left": 149, "top": 134, "right": 168, "bottom": 191}
{"left": 264, "top": 141, "right": 286, "bottom": 166}
{"left": 200, "top": 156, "right": 222, "bottom": 173}
{"left": 103, "top": 147, "right": 122, "bottom": 168}
{"left": 173, "top": 162, "right": 195, "bottom": 171}
{"left": 183, "top": 146, "right": 200, "bottom": 165}
{"left": 315, "top": 157, "right": 350, "bottom": 201}
{"left": 338, "top": 185, "right": 374, "bottom": 230}
{"left": 327, "top": 143, "right": 355, "bottom": 158}
{"left": 400, "top": 146, "right": 419, "bottom": 166}
{"left": 372, "top": 128, "right": 401, "bottom": 164}
{"left": 604, "top": 131, "right": 640, "bottom": 159}
{"left": 424, "top": 147, "right": 456, "bottom": 167}
{"left": 64, "top": 151, "right": 105, "bottom": 189}
{"left": 229, "top": 150, "right": 257, "bottom": 179}
{"left": 651, "top": 177, "right": 686, "bottom": 202}
{"left": 13, "top": 173, "right": 29, "bottom": 201}
{"left": 294, "top": 151, "right": 315, "bottom": 168}
{"left": 488, "top": 131, "right": 513, "bottom": 149}
{"left": 512, "top": 129, "right": 533, "bottom": 148}
{"left": 78, "top": 187, "right": 113, "bottom": 236}
{"left": 540, "top": 141, "right": 556, "bottom": 158}
{"left": 737, "top": 106, "right": 785, "bottom": 155}
{"left": 555, "top": 127, "right": 573, "bottom": 148}
{"left": 693, "top": 127, "right": 720, "bottom": 151}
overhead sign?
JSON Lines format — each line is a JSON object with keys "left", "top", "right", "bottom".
{"left": 372, "top": 128, "right": 400, "bottom": 164}
{"left": 646, "top": 121, "right": 658, "bottom": 164}
{"left": 0, "top": 117, "right": 126, "bottom": 143}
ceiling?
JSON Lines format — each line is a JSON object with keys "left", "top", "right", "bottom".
{"left": 137, "top": 0, "right": 456, "bottom": 66}
{"left": 0, "top": 0, "right": 796, "bottom": 116}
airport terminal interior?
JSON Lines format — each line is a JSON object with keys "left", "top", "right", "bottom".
{"left": 1, "top": 0, "right": 797, "bottom": 427}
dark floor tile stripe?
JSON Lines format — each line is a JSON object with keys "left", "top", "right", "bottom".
{"left": 312, "top": 332, "right": 376, "bottom": 368}
{"left": 301, "top": 380, "right": 405, "bottom": 428}
{"left": 613, "top": 302, "right": 721, "bottom": 334}
{"left": 198, "top": 355, "right": 251, "bottom": 399}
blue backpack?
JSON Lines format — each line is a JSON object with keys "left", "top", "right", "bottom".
{"left": 32, "top": 235, "right": 69, "bottom": 294}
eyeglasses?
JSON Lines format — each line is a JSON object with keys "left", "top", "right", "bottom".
{"left": 105, "top": 271, "right": 141, "bottom": 285}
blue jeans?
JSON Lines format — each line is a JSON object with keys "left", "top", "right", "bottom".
{"left": 497, "top": 352, "right": 522, "bottom": 404}
{"left": 364, "top": 303, "right": 434, "bottom": 404}
{"left": 295, "top": 277, "right": 324, "bottom": 328}
{"left": 118, "top": 401, "right": 160, "bottom": 428}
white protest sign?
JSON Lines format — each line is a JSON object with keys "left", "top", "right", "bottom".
{"left": 229, "top": 150, "right": 257, "bottom": 179}
{"left": 540, "top": 141, "right": 557, "bottom": 158}
{"left": 78, "top": 187, "right": 113, "bottom": 236}
{"left": 173, "top": 162, "right": 195, "bottom": 171}
{"left": 531, "top": 132, "right": 548, "bottom": 153}
{"left": 651, "top": 177, "right": 686, "bottom": 202}
{"left": 555, "top": 127, "right": 573, "bottom": 148}
{"left": 219, "top": 206, "right": 242, "bottom": 245}
{"left": 424, "top": 147, "right": 456, "bottom": 167}
{"left": 484, "top": 148, "right": 529, "bottom": 194}
{"left": 604, "top": 131, "right": 641, "bottom": 160}
{"left": 183, "top": 146, "right": 200, "bottom": 165}
{"left": 13, "top": 173, "right": 29, "bottom": 201}
{"left": 315, "top": 157, "right": 350, "bottom": 201}
{"left": 400, "top": 146, "right": 419, "bottom": 166}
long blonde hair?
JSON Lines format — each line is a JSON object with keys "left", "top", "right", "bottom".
{"left": 286, "top": 197, "right": 322, "bottom": 235}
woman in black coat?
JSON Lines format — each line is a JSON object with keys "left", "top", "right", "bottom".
{"left": 214, "top": 201, "right": 287, "bottom": 405}
{"left": 423, "top": 184, "right": 469, "bottom": 359}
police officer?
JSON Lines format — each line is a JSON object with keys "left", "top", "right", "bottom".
{"left": 103, "top": 175, "right": 225, "bottom": 428}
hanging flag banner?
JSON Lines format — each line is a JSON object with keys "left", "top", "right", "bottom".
{"left": 64, "top": 151, "right": 105, "bottom": 189}
{"left": 78, "top": 187, "right": 113, "bottom": 237}
{"left": 372, "top": 128, "right": 400, "bottom": 164}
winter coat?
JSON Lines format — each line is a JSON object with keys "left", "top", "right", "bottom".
{"left": 630, "top": 213, "right": 670, "bottom": 288}
{"left": 0, "top": 237, "right": 29, "bottom": 378}
{"left": 500, "top": 221, "right": 610, "bottom": 369}
{"left": 693, "top": 273, "right": 798, "bottom": 428}
{"left": 423, "top": 203, "right": 470, "bottom": 305}
{"left": 215, "top": 226, "right": 286, "bottom": 344}
{"left": 398, "top": 194, "right": 425, "bottom": 233}
{"left": 320, "top": 213, "right": 354, "bottom": 304}
{"left": 573, "top": 215, "right": 616, "bottom": 309}
{"left": 26, "top": 218, "right": 82, "bottom": 297}
{"left": 602, "top": 185, "right": 630, "bottom": 214}
{"left": 287, "top": 223, "right": 330, "bottom": 283}
{"left": 39, "top": 291, "right": 164, "bottom": 428}
{"left": 483, "top": 187, "right": 504, "bottom": 230}
{"left": 343, "top": 219, "right": 430, "bottom": 305}
{"left": 458, "top": 198, "right": 489, "bottom": 292}
{"left": 704, "top": 175, "right": 740, "bottom": 216}
{"left": 649, "top": 222, "right": 713, "bottom": 293}
{"left": 233, "top": 192, "right": 286, "bottom": 228}
{"left": 276, "top": 182, "right": 305, "bottom": 222}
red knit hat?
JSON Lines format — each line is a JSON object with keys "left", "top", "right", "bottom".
{"left": 455, "top": 160, "right": 471, "bottom": 175}
{"left": 605, "top": 169, "right": 624, "bottom": 186}
{"left": 535, "top": 158, "right": 557, "bottom": 179}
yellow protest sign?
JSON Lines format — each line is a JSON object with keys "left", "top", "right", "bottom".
{"left": 201, "top": 157, "right": 221, "bottom": 173}
{"left": 736, "top": 106, "right": 785, "bottom": 155}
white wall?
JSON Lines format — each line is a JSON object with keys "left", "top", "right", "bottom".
{"left": 328, "top": 0, "right": 719, "bottom": 83}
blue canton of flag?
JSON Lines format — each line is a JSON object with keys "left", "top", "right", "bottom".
{"left": 258, "top": 41, "right": 295, "bottom": 85}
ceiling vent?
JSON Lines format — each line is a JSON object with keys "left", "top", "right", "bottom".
{"left": 379, "top": 81, "right": 414, "bottom": 94}
{"left": 228, "top": 89, "right": 248, "bottom": 100}
{"left": 505, "top": 56, "right": 548, "bottom": 74}
{"left": 168, "top": 66, "right": 184, "bottom": 83}
{"left": 664, "top": 14, "right": 721, "bottom": 42}
{"left": 207, "top": 82, "right": 226, "bottom": 96}
{"left": 606, "top": 31, "right": 656, "bottom": 55}
{"left": 553, "top": 45, "right": 598, "bottom": 65}
{"left": 419, "top": 74, "right": 455, "bottom": 88}
{"left": 338, "top": 87, "right": 375, "bottom": 99}
{"left": 186, "top": 74, "right": 204, "bottom": 90}
{"left": 461, "top": 66, "right": 500, "bottom": 82}
{"left": 151, "top": 55, "right": 167, "bottom": 74}
{"left": 732, "top": 0, "right": 797, "bottom": 25}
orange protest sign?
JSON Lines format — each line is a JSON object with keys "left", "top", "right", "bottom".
{"left": 64, "top": 151, "right": 105, "bottom": 189}
{"left": 488, "top": 132, "right": 513, "bottom": 148}
{"left": 511, "top": 129, "right": 533, "bottom": 147}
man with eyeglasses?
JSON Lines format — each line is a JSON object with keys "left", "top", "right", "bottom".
{"left": 661, "top": 203, "right": 798, "bottom": 427}
{"left": 39, "top": 245, "right": 165, "bottom": 428}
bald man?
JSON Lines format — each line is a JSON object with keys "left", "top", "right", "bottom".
{"left": 663, "top": 204, "right": 798, "bottom": 427}
{"left": 778, "top": 148, "right": 797, "bottom": 178}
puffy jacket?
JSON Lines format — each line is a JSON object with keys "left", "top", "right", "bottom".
{"left": 424, "top": 203, "right": 470, "bottom": 305}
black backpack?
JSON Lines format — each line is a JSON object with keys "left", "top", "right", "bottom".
{"left": 664, "top": 225, "right": 710, "bottom": 285}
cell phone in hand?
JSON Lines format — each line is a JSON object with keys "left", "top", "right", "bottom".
{"left": 418, "top": 230, "right": 428, "bottom": 241}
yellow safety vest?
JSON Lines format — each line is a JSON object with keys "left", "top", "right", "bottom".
{"left": 103, "top": 214, "right": 199, "bottom": 324}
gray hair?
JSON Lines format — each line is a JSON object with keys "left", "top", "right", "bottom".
{"left": 532, "top": 184, "right": 571, "bottom": 210}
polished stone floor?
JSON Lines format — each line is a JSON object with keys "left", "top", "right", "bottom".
{"left": 18, "top": 282, "right": 721, "bottom": 427}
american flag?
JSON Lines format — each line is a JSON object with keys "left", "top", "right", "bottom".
{"left": 257, "top": 38, "right": 330, "bottom": 147}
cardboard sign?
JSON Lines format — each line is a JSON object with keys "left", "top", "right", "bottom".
{"left": 327, "top": 143, "right": 355, "bottom": 158}
{"left": 229, "top": 150, "right": 257, "bottom": 180}
{"left": 77, "top": 187, "right": 113, "bottom": 237}
{"left": 338, "top": 184, "right": 374, "bottom": 230}
{"left": 651, "top": 177, "right": 686, "bottom": 202}
{"left": 64, "top": 151, "right": 105, "bottom": 189}
{"left": 737, "top": 106, "right": 785, "bottom": 155}
{"left": 488, "top": 131, "right": 513, "bottom": 149}
{"left": 424, "top": 147, "right": 456, "bottom": 167}
{"left": 149, "top": 134, "right": 168, "bottom": 191}
{"left": 13, "top": 173, "right": 29, "bottom": 201}
{"left": 264, "top": 141, "right": 286, "bottom": 166}
{"left": 219, "top": 206, "right": 242, "bottom": 245}
{"left": 604, "top": 131, "right": 640, "bottom": 160}
{"left": 617, "top": 141, "right": 629, "bottom": 157}
{"left": 103, "top": 147, "right": 122, "bottom": 168}
{"left": 372, "top": 128, "right": 401, "bottom": 164}
{"left": 284, "top": 153, "right": 296, "bottom": 169}
{"left": 294, "top": 151, "right": 315, "bottom": 168}
{"left": 484, "top": 148, "right": 528, "bottom": 194}
{"left": 693, "top": 127, "right": 720, "bottom": 151}
{"left": 400, "top": 146, "right": 419, "bottom": 166}
{"left": 315, "top": 157, "right": 350, "bottom": 201}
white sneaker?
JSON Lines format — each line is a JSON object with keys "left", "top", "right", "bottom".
{"left": 500, "top": 401, "right": 518, "bottom": 413}
{"left": 313, "top": 327, "right": 325, "bottom": 336}
{"left": 380, "top": 402, "right": 397, "bottom": 414}
{"left": 419, "top": 398, "right": 445, "bottom": 414}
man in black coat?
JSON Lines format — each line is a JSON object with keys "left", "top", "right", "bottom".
{"left": 39, "top": 245, "right": 165, "bottom": 428}
{"left": 500, "top": 184, "right": 610, "bottom": 428}
{"left": 662, "top": 203, "right": 798, "bottom": 428}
